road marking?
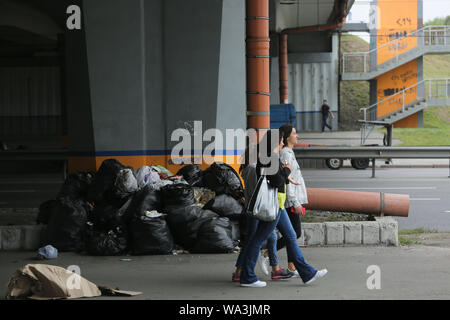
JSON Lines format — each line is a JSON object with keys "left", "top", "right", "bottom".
{"left": 410, "top": 198, "right": 441, "bottom": 201}
{"left": 445, "top": 211, "right": 450, "bottom": 213}
{"left": 0, "top": 190, "right": 36, "bottom": 193}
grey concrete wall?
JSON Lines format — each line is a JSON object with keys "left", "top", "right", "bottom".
{"left": 216, "top": 0, "right": 246, "bottom": 134}
{"left": 83, "top": 0, "right": 146, "bottom": 152}
{"left": 164, "top": 0, "right": 222, "bottom": 151}
{"left": 286, "top": 33, "right": 339, "bottom": 132}
{"left": 64, "top": 16, "right": 95, "bottom": 154}
{"left": 76, "top": 0, "right": 245, "bottom": 157}
{"left": 288, "top": 32, "right": 332, "bottom": 53}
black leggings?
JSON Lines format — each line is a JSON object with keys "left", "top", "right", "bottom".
{"left": 276, "top": 207, "right": 302, "bottom": 255}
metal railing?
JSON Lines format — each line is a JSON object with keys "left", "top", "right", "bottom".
{"left": 294, "top": 146, "right": 450, "bottom": 178}
{"left": 360, "top": 78, "right": 450, "bottom": 122}
{"left": 342, "top": 25, "right": 450, "bottom": 74}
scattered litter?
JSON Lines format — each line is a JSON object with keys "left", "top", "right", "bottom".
{"left": 144, "top": 210, "right": 164, "bottom": 218}
{"left": 37, "top": 245, "right": 58, "bottom": 260}
{"left": 6, "top": 264, "right": 141, "bottom": 300}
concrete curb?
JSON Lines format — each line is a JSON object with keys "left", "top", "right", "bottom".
{"left": 0, "top": 218, "right": 399, "bottom": 251}
{"left": 299, "top": 217, "right": 399, "bottom": 247}
{"left": 0, "top": 225, "right": 46, "bottom": 251}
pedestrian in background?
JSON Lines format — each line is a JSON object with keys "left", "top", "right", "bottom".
{"left": 320, "top": 99, "right": 334, "bottom": 132}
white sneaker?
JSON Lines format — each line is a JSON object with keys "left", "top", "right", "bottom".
{"left": 240, "top": 280, "right": 267, "bottom": 288}
{"left": 305, "top": 269, "right": 328, "bottom": 285}
{"left": 289, "top": 269, "right": 300, "bottom": 278}
{"left": 258, "top": 255, "right": 270, "bottom": 276}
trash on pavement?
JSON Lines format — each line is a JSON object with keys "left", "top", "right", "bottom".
{"left": 37, "top": 245, "right": 58, "bottom": 259}
{"left": 6, "top": 264, "right": 141, "bottom": 300}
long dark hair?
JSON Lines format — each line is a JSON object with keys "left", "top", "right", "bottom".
{"left": 258, "top": 129, "right": 282, "bottom": 160}
{"left": 279, "top": 124, "right": 294, "bottom": 148}
{"left": 239, "top": 129, "right": 282, "bottom": 173}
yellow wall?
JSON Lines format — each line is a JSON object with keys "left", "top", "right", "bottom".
{"left": 376, "top": 60, "right": 418, "bottom": 119}
{"left": 377, "top": 0, "right": 418, "bottom": 65}
{"left": 69, "top": 154, "right": 243, "bottom": 178}
{"left": 394, "top": 113, "right": 418, "bottom": 128}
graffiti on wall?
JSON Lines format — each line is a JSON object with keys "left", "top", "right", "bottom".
{"left": 376, "top": 60, "right": 418, "bottom": 118}
{"left": 376, "top": 0, "right": 418, "bottom": 65}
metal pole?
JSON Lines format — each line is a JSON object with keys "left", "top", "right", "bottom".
{"left": 402, "top": 91, "right": 405, "bottom": 112}
{"left": 429, "top": 80, "right": 432, "bottom": 98}
{"left": 364, "top": 54, "right": 367, "bottom": 73}
{"left": 342, "top": 55, "right": 345, "bottom": 73}
{"left": 444, "top": 80, "right": 447, "bottom": 99}
{"left": 445, "top": 26, "right": 447, "bottom": 45}
{"left": 396, "top": 40, "right": 399, "bottom": 64}
{"left": 371, "top": 158, "right": 376, "bottom": 178}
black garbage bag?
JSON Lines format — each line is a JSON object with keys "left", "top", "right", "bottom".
{"left": 37, "top": 200, "right": 57, "bottom": 225}
{"left": 45, "top": 197, "right": 88, "bottom": 252}
{"left": 203, "top": 194, "right": 243, "bottom": 220}
{"left": 57, "top": 172, "right": 93, "bottom": 200}
{"left": 176, "top": 165, "right": 203, "bottom": 186}
{"left": 123, "top": 186, "right": 162, "bottom": 223}
{"left": 165, "top": 205, "right": 218, "bottom": 250}
{"left": 200, "top": 162, "right": 244, "bottom": 200}
{"left": 84, "top": 223, "right": 128, "bottom": 256}
{"left": 160, "top": 184, "right": 195, "bottom": 208}
{"left": 87, "top": 159, "right": 125, "bottom": 203}
{"left": 230, "top": 220, "right": 241, "bottom": 243}
{"left": 113, "top": 168, "right": 139, "bottom": 199}
{"left": 129, "top": 213, "right": 174, "bottom": 255}
{"left": 91, "top": 196, "right": 132, "bottom": 231}
{"left": 190, "top": 217, "right": 237, "bottom": 253}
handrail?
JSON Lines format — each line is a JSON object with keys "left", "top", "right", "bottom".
{"left": 359, "top": 78, "right": 450, "bottom": 121}
{"left": 342, "top": 25, "right": 450, "bottom": 74}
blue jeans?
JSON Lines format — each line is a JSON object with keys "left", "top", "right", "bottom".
{"left": 235, "top": 216, "right": 278, "bottom": 268}
{"left": 240, "top": 209, "right": 317, "bottom": 284}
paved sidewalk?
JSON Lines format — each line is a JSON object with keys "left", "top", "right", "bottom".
{"left": 2, "top": 241, "right": 450, "bottom": 300}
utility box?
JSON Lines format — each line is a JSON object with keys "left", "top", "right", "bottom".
{"left": 270, "top": 104, "right": 297, "bottom": 129}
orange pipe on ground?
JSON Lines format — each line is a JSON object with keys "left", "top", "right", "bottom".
{"left": 246, "top": 0, "right": 270, "bottom": 133}
{"left": 304, "top": 188, "right": 410, "bottom": 217}
{"left": 279, "top": 33, "right": 288, "bottom": 104}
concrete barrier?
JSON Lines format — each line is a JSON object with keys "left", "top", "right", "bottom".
{"left": 2, "top": 226, "right": 22, "bottom": 250}
{"left": 343, "top": 222, "right": 362, "bottom": 245}
{"left": 299, "top": 218, "right": 397, "bottom": 247}
{"left": 324, "top": 222, "right": 344, "bottom": 245}
{"left": 0, "top": 218, "right": 398, "bottom": 251}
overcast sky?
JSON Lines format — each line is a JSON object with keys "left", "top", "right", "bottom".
{"left": 348, "top": 0, "right": 450, "bottom": 23}
{"left": 348, "top": 0, "right": 450, "bottom": 41}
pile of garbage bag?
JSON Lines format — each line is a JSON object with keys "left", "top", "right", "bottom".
{"left": 38, "top": 159, "right": 245, "bottom": 256}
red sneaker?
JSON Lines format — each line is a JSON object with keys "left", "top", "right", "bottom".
{"left": 271, "top": 268, "right": 294, "bottom": 280}
{"left": 232, "top": 273, "right": 240, "bottom": 283}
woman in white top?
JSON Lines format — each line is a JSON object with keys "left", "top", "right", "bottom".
{"left": 277, "top": 124, "right": 308, "bottom": 276}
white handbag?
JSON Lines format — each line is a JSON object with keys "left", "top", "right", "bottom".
{"left": 247, "top": 169, "right": 279, "bottom": 222}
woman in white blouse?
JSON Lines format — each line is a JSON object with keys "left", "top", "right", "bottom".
{"left": 278, "top": 124, "right": 308, "bottom": 276}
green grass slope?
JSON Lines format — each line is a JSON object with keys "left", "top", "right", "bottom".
{"left": 339, "top": 34, "right": 450, "bottom": 141}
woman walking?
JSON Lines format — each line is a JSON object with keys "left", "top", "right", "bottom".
{"left": 239, "top": 129, "right": 327, "bottom": 288}
{"left": 232, "top": 143, "right": 292, "bottom": 282}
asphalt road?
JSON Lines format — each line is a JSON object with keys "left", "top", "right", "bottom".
{"left": 1, "top": 168, "right": 449, "bottom": 231}
{"left": 302, "top": 167, "right": 450, "bottom": 232}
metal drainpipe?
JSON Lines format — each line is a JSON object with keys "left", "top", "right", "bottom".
{"left": 278, "top": 20, "right": 345, "bottom": 105}
{"left": 246, "top": 0, "right": 270, "bottom": 137}
{"left": 244, "top": 10, "right": 410, "bottom": 217}
{"left": 279, "top": 33, "right": 288, "bottom": 104}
